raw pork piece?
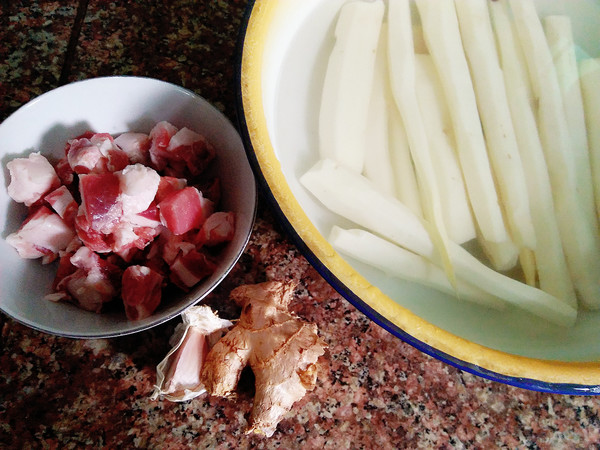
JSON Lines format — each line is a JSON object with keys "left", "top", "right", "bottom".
{"left": 5, "top": 121, "right": 236, "bottom": 321}
{"left": 155, "top": 176, "right": 187, "bottom": 203}
{"left": 158, "top": 187, "right": 213, "bottom": 235}
{"left": 116, "top": 163, "right": 161, "bottom": 218}
{"left": 44, "top": 185, "right": 78, "bottom": 226}
{"left": 54, "top": 157, "right": 75, "bottom": 186}
{"left": 78, "top": 172, "right": 122, "bottom": 234}
{"left": 169, "top": 249, "right": 216, "bottom": 291}
{"left": 7, "top": 152, "right": 61, "bottom": 206}
{"left": 149, "top": 121, "right": 215, "bottom": 177}
{"left": 49, "top": 246, "right": 122, "bottom": 312}
{"left": 129, "top": 202, "right": 162, "bottom": 228}
{"left": 74, "top": 211, "right": 112, "bottom": 253}
{"left": 122, "top": 265, "right": 164, "bottom": 320}
{"left": 149, "top": 121, "right": 179, "bottom": 171}
{"left": 154, "top": 229, "right": 197, "bottom": 266}
{"left": 114, "top": 132, "right": 151, "bottom": 164}
{"left": 66, "top": 132, "right": 129, "bottom": 174}
{"left": 111, "top": 221, "right": 161, "bottom": 254}
{"left": 195, "top": 211, "right": 235, "bottom": 247}
{"left": 165, "top": 127, "right": 216, "bottom": 176}
{"left": 6, "top": 206, "right": 76, "bottom": 263}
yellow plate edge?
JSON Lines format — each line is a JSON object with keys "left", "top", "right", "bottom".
{"left": 239, "top": 0, "right": 600, "bottom": 387}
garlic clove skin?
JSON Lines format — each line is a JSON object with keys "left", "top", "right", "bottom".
{"left": 151, "top": 305, "right": 232, "bottom": 402}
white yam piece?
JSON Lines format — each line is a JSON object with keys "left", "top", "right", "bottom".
{"left": 490, "top": 0, "right": 576, "bottom": 307}
{"left": 509, "top": 0, "right": 600, "bottom": 309}
{"left": 387, "top": 0, "right": 454, "bottom": 283}
{"left": 300, "top": 159, "right": 577, "bottom": 327}
{"left": 415, "top": 0, "right": 508, "bottom": 244}
{"left": 579, "top": 59, "right": 600, "bottom": 225}
{"left": 544, "top": 15, "right": 596, "bottom": 229}
{"left": 414, "top": 54, "right": 475, "bottom": 245}
{"left": 363, "top": 22, "right": 396, "bottom": 197}
{"left": 478, "top": 235, "right": 519, "bottom": 272}
{"left": 329, "top": 226, "right": 505, "bottom": 310}
{"left": 318, "top": 0, "right": 385, "bottom": 173}
{"left": 454, "top": 0, "right": 535, "bottom": 251}
{"left": 388, "top": 103, "right": 423, "bottom": 218}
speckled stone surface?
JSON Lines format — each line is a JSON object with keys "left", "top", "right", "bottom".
{"left": 2, "top": 1, "right": 600, "bottom": 448}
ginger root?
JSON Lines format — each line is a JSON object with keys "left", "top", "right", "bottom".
{"left": 200, "top": 280, "right": 327, "bottom": 437}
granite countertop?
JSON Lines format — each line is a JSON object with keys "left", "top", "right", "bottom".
{"left": 2, "top": 1, "right": 600, "bottom": 448}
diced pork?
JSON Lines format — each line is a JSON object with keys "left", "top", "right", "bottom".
{"left": 195, "top": 212, "right": 235, "bottom": 247}
{"left": 6, "top": 122, "right": 235, "bottom": 321}
{"left": 66, "top": 137, "right": 103, "bottom": 174}
{"left": 130, "top": 203, "right": 162, "bottom": 228}
{"left": 54, "top": 156, "right": 75, "bottom": 186}
{"left": 78, "top": 172, "right": 122, "bottom": 234}
{"left": 6, "top": 206, "right": 76, "bottom": 263}
{"left": 111, "top": 221, "right": 161, "bottom": 254}
{"left": 66, "top": 133, "right": 129, "bottom": 174}
{"left": 158, "top": 187, "right": 213, "bottom": 235}
{"left": 169, "top": 249, "right": 216, "bottom": 291}
{"left": 52, "top": 246, "right": 121, "bottom": 313}
{"left": 74, "top": 210, "right": 112, "bottom": 253}
{"left": 165, "top": 127, "right": 215, "bottom": 176}
{"left": 122, "top": 265, "right": 164, "bottom": 320}
{"left": 156, "top": 229, "right": 197, "bottom": 265}
{"left": 7, "top": 152, "right": 61, "bottom": 206}
{"left": 149, "top": 121, "right": 179, "bottom": 171}
{"left": 148, "top": 122, "right": 215, "bottom": 178}
{"left": 155, "top": 176, "right": 187, "bottom": 203}
{"left": 52, "top": 252, "right": 78, "bottom": 291}
{"left": 116, "top": 164, "right": 160, "bottom": 218}
{"left": 44, "top": 185, "right": 78, "bottom": 226}
{"left": 88, "top": 133, "right": 130, "bottom": 172}
{"left": 114, "top": 132, "right": 150, "bottom": 164}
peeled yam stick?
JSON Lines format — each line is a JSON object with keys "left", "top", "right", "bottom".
{"left": 388, "top": 103, "right": 423, "bottom": 218}
{"left": 579, "top": 58, "right": 600, "bottom": 223}
{"left": 318, "top": 0, "right": 384, "bottom": 173}
{"left": 414, "top": 54, "right": 475, "bottom": 245}
{"left": 544, "top": 16, "right": 596, "bottom": 227}
{"left": 509, "top": 0, "right": 600, "bottom": 309}
{"left": 363, "top": 22, "right": 396, "bottom": 197}
{"left": 412, "top": 23, "right": 428, "bottom": 55}
{"left": 454, "top": 0, "right": 535, "bottom": 251}
{"left": 490, "top": 0, "right": 576, "bottom": 307}
{"left": 300, "top": 159, "right": 577, "bottom": 327}
{"left": 478, "top": 234, "right": 519, "bottom": 272}
{"left": 520, "top": 248, "right": 537, "bottom": 288}
{"left": 415, "top": 0, "right": 508, "bottom": 244}
{"left": 387, "top": 0, "right": 454, "bottom": 285}
{"left": 329, "top": 226, "right": 505, "bottom": 310}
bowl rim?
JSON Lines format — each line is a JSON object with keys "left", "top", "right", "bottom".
{"left": 235, "top": 0, "right": 600, "bottom": 394}
{"left": 0, "top": 75, "right": 258, "bottom": 339}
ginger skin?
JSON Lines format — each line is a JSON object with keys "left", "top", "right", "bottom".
{"left": 200, "top": 281, "right": 327, "bottom": 437}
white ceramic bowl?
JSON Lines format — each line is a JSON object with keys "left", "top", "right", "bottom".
{"left": 237, "top": 0, "right": 600, "bottom": 393}
{"left": 0, "top": 76, "right": 256, "bottom": 338}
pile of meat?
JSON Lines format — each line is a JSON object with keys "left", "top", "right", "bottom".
{"left": 5, "top": 121, "right": 235, "bottom": 320}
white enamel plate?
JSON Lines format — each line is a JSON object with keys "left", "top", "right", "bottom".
{"left": 238, "top": 0, "right": 600, "bottom": 392}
